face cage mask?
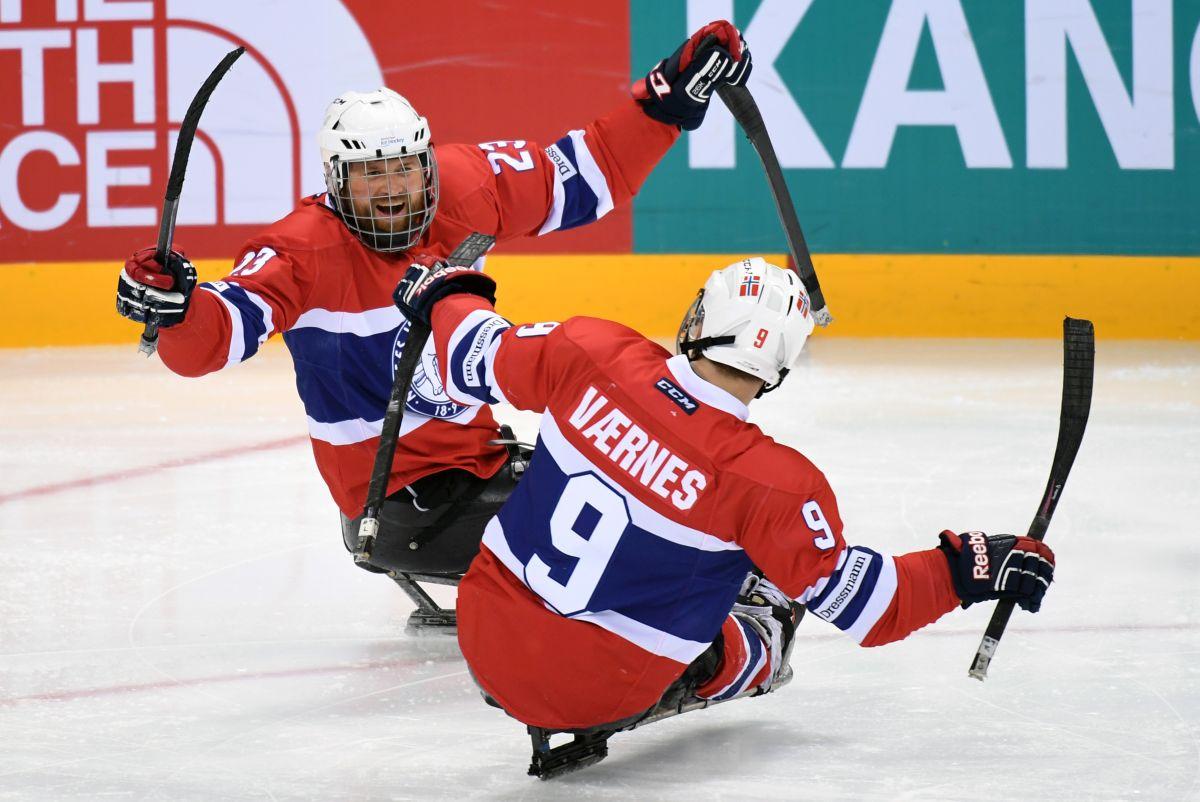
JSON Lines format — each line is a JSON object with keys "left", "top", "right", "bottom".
{"left": 675, "top": 288, "right": 789, "bottom": 398}
{"left": 324, "top": 150, "right": 439, "bottom": 253}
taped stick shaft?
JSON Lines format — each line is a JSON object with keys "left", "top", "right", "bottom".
{"left": 354, "top": 233, "right": 496, "bottom": 564}
{"left": 969, "top": 318, "right": 1094, "bottom": 680}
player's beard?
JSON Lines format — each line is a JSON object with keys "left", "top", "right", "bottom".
{"left": 333, "top": 153, "right": 439, "bottom": 253}
{"left": 369, "top": 196, "right": 425, "bottom": 247}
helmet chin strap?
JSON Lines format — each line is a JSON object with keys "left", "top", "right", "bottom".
{"left": 755, "top": 367, "right": 787, "bottom": 398}
{"left": 679, "top": 335, "right": 735, "bottom": 361}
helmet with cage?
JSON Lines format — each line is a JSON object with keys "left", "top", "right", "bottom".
{"left": 676, "top": 257, "right": 815, "bottom": 393}
{"left": 318, "top": 88, "right": 438, "bottom": 253}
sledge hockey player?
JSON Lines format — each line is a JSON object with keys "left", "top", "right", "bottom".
{"left": 113, "top": 22, "right": 752, "bottom": 624}
{"left": 393, "top": 256, "right": 1058, "bottom": 776}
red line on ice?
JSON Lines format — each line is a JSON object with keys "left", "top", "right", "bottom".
{"left": 0, "top": 656, "right": 435, "bottom": 706}
{"left": 0, "top": 436, "right": 308, "bottom": 506}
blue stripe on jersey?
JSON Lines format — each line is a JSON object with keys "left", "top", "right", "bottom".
{"left": 496, "top": 445, "right": 752, "bottom": 645}
{"left": 282, "top": 327, "right": 395, "bottom": 424}
{"left": 809, "top": 547, "right": 884, "bottom": 632}
{"left": 202, "top": 282, "right": 268, "bottom": 361}
{"left": 713, "top": 617, "right": 765, "bottom": 701}
{"left": 449, "top": 318, "right": 503, "bottom": 405}
{"left": 550, "top": 135, "right": 601, "bottom": 231}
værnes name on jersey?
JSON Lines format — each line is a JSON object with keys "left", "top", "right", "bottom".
{"left": 566, "top": 386, "right": 707, "bottom": 511}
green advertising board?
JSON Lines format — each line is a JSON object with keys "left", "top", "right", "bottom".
{"left": 631, "top": 0, "right": 1200, "bottom": 256}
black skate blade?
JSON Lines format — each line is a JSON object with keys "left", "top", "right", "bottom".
{"left": 404, "top": 609, "right": 457, "bottom": 636}
{"left": 522, "top": 665, "right": 795, "bottom": 778}
{"left": 527, "top": 727, "right": 611, "bottom": 780}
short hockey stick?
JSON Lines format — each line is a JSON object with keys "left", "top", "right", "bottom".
{"left": 139, "top": 46, "right": 245, "bottom": 357}
{"left": 968, "top": 317, "right": 1095, "bottom": 680}
{"left": 353, "top": 232, "right": 496, "bottom": 565}
{"left": 717, "top": 83, "right": 831, "bottom": 326}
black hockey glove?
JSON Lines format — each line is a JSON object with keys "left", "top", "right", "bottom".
{"left": 393, "top": 258, "right": 497, "bottom": 327}
{"left": 633, "top": 20, "right": 752, "bottom": 131}
{"left": 937, "top": 530, "right": 1056, "bottom": 612}
{"left": 116, "top": 246, "right": 197, "bottom": 329}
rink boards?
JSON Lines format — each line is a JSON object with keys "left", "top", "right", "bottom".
{"left": 1, "top": 253, "right": 1197, "bottom": 347}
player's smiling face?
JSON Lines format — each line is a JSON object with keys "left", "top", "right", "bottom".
{"left": 344, "top": 154, "right": 428, "bottom": 236}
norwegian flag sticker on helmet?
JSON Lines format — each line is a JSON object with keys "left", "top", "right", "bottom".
{"left": 739, "top": 274, "right": 761, "bottom": 297}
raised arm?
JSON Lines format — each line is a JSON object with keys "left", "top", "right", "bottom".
{"left": 461, "top": 19, "right": 753, "bottom": 240}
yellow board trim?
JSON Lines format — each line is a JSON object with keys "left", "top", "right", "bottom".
{"left": 2, "top": 254, "right": 1197, "bottom": 347}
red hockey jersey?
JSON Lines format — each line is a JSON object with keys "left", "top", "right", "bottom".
{"left": 431, "top": 295, "right": 962, "bottom": 729}
{"left": 155, "top": 99, "right": 678, "bottom": 516}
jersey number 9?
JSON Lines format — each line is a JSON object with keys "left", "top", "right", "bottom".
{"left": 525, "top": 473, "right": 628, "bottom": 615}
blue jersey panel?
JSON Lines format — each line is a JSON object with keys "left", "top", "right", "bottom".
{"left": 283, "top": 327, "right": 396, "bottom": 424}
{"left": 496, "top": 445, "right": 751, "bottom": 645}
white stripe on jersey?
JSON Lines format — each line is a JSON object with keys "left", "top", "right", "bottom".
{"left": 444, "top": 308, "right": 509, "bottom": 406}
{"left": 243, "top": 287, "right": 275, "bottom": 342}
{"left": 801, "top": 546, "right": 899, "bottom": 645}
{"left": 842, "top": 556, "right": 898, "bottom": 644}
{"left": 482, "top": 516, "right": 523, "bottom": 574}
{"left": 481, "top": 518, "right": 712, "bottom": 664}
{"left": 538, "top": 164, "right": 567, "bottom": 235}
{"left": 568, "top": 129, "right": 615, "bottom": 219}
{"left": 537, "top": 130, "right": 614, "bottom": 236}
{"left": 201, "top": 286, "right": 246, "bottom": 368}
{"left": 793, "top": 549, "right": 846, "bottom": 606}
{"left": 570, "top": 609, "right": 710, "bottom": 664}
{"left": 539, "top": 415, "right": 742, "bottom": 553}
{"left": 808, "top": 548, "right": 874, "bottom": 621}
{"left": 290, "top": 306, "right": 402, "bottom": 336}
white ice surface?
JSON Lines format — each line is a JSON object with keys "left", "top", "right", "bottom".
{"left": 0, "top": 339, "right": 1197, "bottom": 801}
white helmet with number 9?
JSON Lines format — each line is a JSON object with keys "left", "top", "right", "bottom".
{"left": 676, "top": 257, "right": 815, "bottom": 394}
{"left": 318, "top": 88, "right": 439, "bottom": 253}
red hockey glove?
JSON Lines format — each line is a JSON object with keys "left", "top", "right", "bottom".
{"left": 633, "top": 20, "right": 752, "bottom": 131}
{"left": 937, "top": 530, "right": 1056, "bottom": 612}
{"left": 393, "top": 259, "right": 497, "bottom": 327}
{"left": 115, "top": 246, "right": 198, "bottom": 328}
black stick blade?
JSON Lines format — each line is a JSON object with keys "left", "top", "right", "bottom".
{"left": 165, "top": 46, "right": 245, "bottom": 202}
{"left": 968, "top": 317, "right": 1095, "bottom": 680}
{"left": 1036, "top": 317, "right": 1095, "bottom": 527}
{"left": 141, "top": 46, "right": 244, "bottom": 357}
{"left": 717, "top": 83, "right": 830, "bottom": 325}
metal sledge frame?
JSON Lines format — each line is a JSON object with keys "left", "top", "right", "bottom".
{"left": 389, "top": 572, "right": 458, "bottom": 634}
{"left": 526, "top": 669, "right": 795, "bottom": 779}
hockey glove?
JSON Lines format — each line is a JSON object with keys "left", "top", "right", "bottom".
{"left": 393, "top": 259, "right": 497, "bottom": 327}
{"left": 937, "top": 530, "right": 1055, "bottom": 612}
{"left": 732, "top": 573, "right": 802, "bottom": 693}
{"left": 633, "top": 20, "right": 752, "bottom": 131}
{"left": 116, "top": 246, "right": 197, "bottom": 329}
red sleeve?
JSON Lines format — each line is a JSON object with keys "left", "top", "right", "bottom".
{"left": 860, "top": 549, "right": 961, "bottom": 647}
{"left": 732, "top": 464, "right": 848, "bottom": 603}
{"left": 466, "top": 98, "right": 679, "bottom": 240}
{"left": 728, "top": 446, "right": 962, "bottom": 646}
{"left": 158, "top": 241, "right": 311, "bottom": 377}
{"left": 430, "top": 294, "right": 564, "bottom": 413}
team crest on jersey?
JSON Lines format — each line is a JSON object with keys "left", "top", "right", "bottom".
{"left": 393, "top": 321, "right": 470, "bottom": 419}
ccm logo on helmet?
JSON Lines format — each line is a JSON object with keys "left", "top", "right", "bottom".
{"left": 967, "top": 531, "right": 991, "bottom": 580}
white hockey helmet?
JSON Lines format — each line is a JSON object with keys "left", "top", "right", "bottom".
{"left": 676, "top": 257, "right": 815, "bottom": 393}
{"left": 318, "top": 88, "right": 438, "bottom": 252}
